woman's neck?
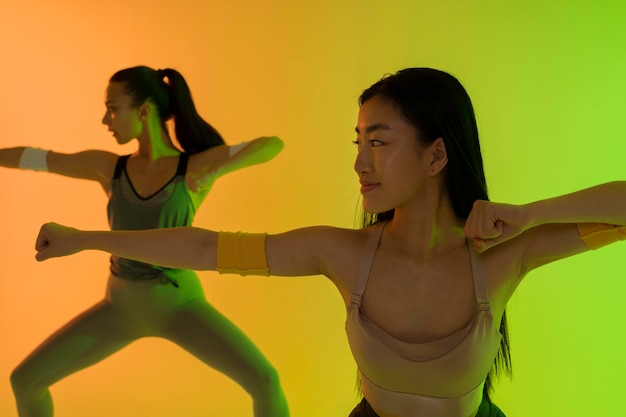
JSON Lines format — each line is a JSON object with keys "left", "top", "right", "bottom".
{"left": 386, "top": 193, "right": 466, "bottom": 260}
{"left": 136, "top": 121, "right": 179, "bottom": 160}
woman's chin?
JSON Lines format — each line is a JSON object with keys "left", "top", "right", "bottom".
{"left": 362, "top": 201, "right": 393, "bottom": 216}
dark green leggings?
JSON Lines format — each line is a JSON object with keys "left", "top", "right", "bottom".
{"left": 348, "top": 396, "right": 505, "bottom": 417}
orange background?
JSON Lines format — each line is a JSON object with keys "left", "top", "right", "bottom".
{"left": 1, "top": 1, "right": 625, "bottom": 416}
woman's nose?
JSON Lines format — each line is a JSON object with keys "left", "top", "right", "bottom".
{"left": 354, "top": 147, "right": 371, "bottom": 174}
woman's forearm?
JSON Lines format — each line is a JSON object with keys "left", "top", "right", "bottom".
{"left": 526, "top": 181, "right": 626, "bottom": 227}
{"left": 215, "top": 136, "right": 284, "bottom": 177}
{"left": 36, "top": 224, "right": 218, "bottom": 270}
{"left": 0, "top": 147, "right": 26, "bottom": 168}
{"left": 84, "top": 227, "right": 218, "bottom": 270}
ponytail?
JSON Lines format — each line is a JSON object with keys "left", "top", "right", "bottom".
{"left": 110, "top": 66, "right": 224, "bottom": 154}
{"left": 158, "top": 68, "right": 224, "bottom": 153}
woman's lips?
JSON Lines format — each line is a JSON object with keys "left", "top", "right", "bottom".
{"left": 360, "top": 183, "right": 378, "bottom": 193}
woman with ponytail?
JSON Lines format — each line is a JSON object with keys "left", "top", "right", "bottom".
{"left": 5, "top": 66, "right": 288, "bottom": 417}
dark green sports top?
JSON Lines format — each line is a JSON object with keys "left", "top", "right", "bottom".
{"left": 107, "top": 154, "right": 195, "bottom": 286}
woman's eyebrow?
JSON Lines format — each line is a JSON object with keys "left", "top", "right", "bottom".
{"left": 355, "top": 123, "right": 392, "bottom": 134}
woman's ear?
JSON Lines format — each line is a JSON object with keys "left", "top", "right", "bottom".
{"left": 428, "top": 137, "right": 448, "bottom": 176}
{"left": 138, "top": 102, "right": 151, "bottom": 122}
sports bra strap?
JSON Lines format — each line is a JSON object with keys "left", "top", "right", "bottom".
{"left": 176, "top": 153, "right": 189, "bottom": 176}
{"left": 112, "top": 155, "right": 131, "bottom": 179}
{"left": 351, "top": 221, "right": 387, "bottom": 306}
{"left": 350, "top": 222, "right": 491, "bottom": 311}
{"left": 467, "top": 243, "right": 490, "bottom": 310}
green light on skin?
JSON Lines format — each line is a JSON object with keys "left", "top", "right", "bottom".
{"left": 428, "top": 221, "right": 443, "bottom": 249}
{"left": 428, "top": 221, "right": 467, "bottom": 250}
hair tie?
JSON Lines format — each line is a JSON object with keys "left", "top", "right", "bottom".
{"left": 157, "top": 68, "right": 171, "bottom": 86}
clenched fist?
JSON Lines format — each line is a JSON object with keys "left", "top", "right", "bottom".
{"left": 464, "top": 200, "right": 531, "bottom": 252}
{"left": 35, "top": 223, "right": 83, "bottom": 261}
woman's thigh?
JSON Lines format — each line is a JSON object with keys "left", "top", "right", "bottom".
{"left": 13, "top": 300, "right": 138, "bottom": 388}
{"left": 106, "top": 272, "right": 275, "bottom": 389}
{"left": 160, "top": 297, "right": 275, "bottom": 391}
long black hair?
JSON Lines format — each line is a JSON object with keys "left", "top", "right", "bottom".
{"left": 110, "top": 66, "right": 224, "bottom": 153}
{"left": 359, "top": 68, "right": 511, "bottom": 399}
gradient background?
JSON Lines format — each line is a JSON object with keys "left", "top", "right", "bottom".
{"left": 1, "top": 1, "right": 625, "bottom": 416}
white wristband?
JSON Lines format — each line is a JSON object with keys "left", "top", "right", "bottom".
{"left": 228, "top": 142, "right": 248, "bottom": 157}
{"left": 19, "top": 147, "right": 49, "bottom": 172}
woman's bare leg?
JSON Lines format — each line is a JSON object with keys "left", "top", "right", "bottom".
{"left": 163, "top": 298, "right": 289, "bottom": 417}
{"left": 11, "top": 300, "right": 137, "bottom": 417}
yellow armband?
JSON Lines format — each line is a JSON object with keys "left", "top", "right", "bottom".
{"left": 217, "top": 231, "right": 270, "bottom": 276}
{"left": 577, "top": 223, "right": 626, "bottom": 250}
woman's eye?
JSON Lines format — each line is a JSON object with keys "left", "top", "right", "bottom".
{"left": 352, "top": 140, "right": 361, "bottom": 148}
{"left": 371, "top": 139, "right": 383, "bottom": 147}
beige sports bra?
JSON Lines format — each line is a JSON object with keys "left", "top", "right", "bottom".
{"left": 345, "top": 221, "right": 502, "bottom": 417}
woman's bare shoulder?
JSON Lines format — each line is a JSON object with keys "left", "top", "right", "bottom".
{"left": 265, "top": 224, "right": 385, "bottom": 303}
{"left": 311, "top": 225, "right": 376, "bottom": 301}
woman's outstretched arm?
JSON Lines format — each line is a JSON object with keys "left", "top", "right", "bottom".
{"left": 35, "top": 223, "right": 218, "bottom": 270}
{"left": 464, "top": 181, "right": 626, "bottom": 250}
{"left": 0, "top": 147, "right": 118, "bottom": 191}
{"left": 464, "top": 181, "right": 626, "bottom": 277}
{"left": 523, "top": 181, "right": 626, "bottom": 227}
{"left": 34, "top": 222, "right": 349, "bottom": 279}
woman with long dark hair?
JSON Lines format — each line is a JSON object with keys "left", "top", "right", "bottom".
{"left": 5, "top": 66, "right": 288, "bottom": 417}
{"left": 32, "top": 68, "right": 626, "bottom": 417}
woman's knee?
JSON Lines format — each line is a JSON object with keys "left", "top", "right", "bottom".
{"left": 246, "top": 361, "right": 282, "bottom": 396}
{"left": 11, "top": 362, "right": 44, "bottom": 395}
